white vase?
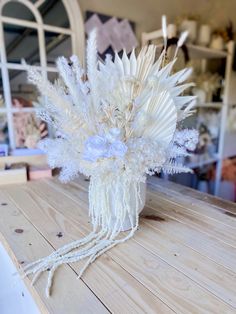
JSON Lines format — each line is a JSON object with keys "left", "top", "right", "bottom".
{"left": 167, "top": 24, "right": 177, "bottom": 38}
{"left": 110, "top": 180, "right": 146, "bottom": 231}
{"left": 210, "top": 35, "right": 224, "bottom": 50}
{"left": 192, "top": 87, "right": 206, "bottom": 104}
{"left": 198, "top": 25, "right": 211, "bottom": 46}
{"left": 89, "top": 176, "right": 146, "bottom": 232}
{"left": 180, "top": 20, "right": 197, "bottom": 43}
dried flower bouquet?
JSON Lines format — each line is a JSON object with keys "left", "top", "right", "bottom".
{"left": 22, "top": 18, "right": 198, "bottom": 296}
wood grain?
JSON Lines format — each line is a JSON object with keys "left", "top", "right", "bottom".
{"left": 141, "top": 206, "right": 236, "bottom": 272}
{"left": 29, "top": 181, "right": 236, "bottom": 313}
{"left": 146, "top": 192, "right": 236, "bottom": 248}
{"left": 147, "top": 183, "right": 236, "bottom": 228}
{"left": 3, "top": 183, "right": 173, "bottom": 314}
{"left": 0, "top": 191, "right": 108, "bottom": 314}
{"left": 50, "top": 178, "right": 236, "bottom": 271}
{"left": 1, "top": 175, "right": 236, "bottom": 313}
{"left": 148, "top": 176, "right": 236, "bottom": 214}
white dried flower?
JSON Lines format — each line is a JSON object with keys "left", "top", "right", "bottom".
{"left": 24, "top": 25, "right": 199, "bottom": 298}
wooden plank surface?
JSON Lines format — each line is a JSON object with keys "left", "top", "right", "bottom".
{"left": 145, "top": 192, "right": 236, "bottom": 247}
{"left": 0, "top": 175, "right": 236, "bottom": 313}
{"left": 0, "top": 191, "right": 108, "bottom": 314}
{"left": 148, "top": 176, "right": 236, "bottom": 214}
{"left": 4, "top": 184, "right": 170, "bottom": 314}
{"left": 44, "top": 179, "right": 236, "bottom": 311}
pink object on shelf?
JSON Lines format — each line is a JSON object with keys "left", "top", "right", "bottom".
{"left": 29, "top": 165, "right": 52, "bottom": 181}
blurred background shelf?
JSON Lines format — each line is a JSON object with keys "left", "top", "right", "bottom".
{"left": 196, "top": 102, "right": 223, "bottom": 109}
{"left": 0, "top": 153, "right": 46, "bottom": 167}
{"left": 187, "top": 44, "right": 228, "bottom": 59}
{"left": 187, "top": 154, "right": 219, "bottom": 169}
{"left": 142, "top": 26, "right": 235, "bottom": 197}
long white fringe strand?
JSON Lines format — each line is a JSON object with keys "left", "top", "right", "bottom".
{"left": 22, "top": 175, "right": 142, "bottom": 297}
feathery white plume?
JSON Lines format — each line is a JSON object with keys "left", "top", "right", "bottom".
{"left": 162, "top": 15, "right": 167, "bottom": 39}
{"left": 162, "top": 15, "right": 168, "bottom": 54}
{"left": 177, "top": 30, "right": 189, "bottom": 47}
{"left": 174, "top": 30, "right": 189, "bottom": 59}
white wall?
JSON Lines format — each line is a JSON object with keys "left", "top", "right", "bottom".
{"left": 78, "top": 0, "right": 236, "bottom": 41}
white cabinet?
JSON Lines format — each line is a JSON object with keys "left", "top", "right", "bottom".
{"left": 0, "top": 243, "right": 40, "bottom": 314}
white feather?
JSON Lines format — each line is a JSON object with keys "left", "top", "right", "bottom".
{"left": 87, "top": 29, "right": 99, "bottom": 110}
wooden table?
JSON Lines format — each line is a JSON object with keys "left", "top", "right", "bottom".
{"left": 1, "top": 176, "right": 236, "bottom": 313}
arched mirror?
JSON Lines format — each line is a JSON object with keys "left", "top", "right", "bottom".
{"left": 0, "top": 0, "right": 84, "bottom": 151}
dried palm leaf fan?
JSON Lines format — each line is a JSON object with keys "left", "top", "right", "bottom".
{"left": 21, "top": 15, "right": 198, "bottom": 296}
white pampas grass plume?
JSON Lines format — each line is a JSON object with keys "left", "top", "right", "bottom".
{"left": 162, "top": 15, "right": 167, "bottom": 39}
{"left": 87, "top": 29, "right": 99, "bottom": 110}
{"left": 177, "top": 30, "right": 189, "bottom": 48}
{"left": 162, "top": 15, "right": 167, "bottom": 53}
{"left": 174, "top": 31, "right": 189, "bottom": 59}
{"left": 87, "top": 29, "right": 98, "bottom": 76}
{"left": 178, "top": 99, "right": 196, "bottom": 121}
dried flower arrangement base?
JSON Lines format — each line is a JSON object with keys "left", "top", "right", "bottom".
{"left": 22, "top": 17, "right": 198, "bottom": 297}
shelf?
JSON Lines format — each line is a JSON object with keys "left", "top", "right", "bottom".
{"left": 143, "top": 32, "right": 234, "bottom": 196}
{"left": 187, "top": 44, "right": 228, "bottom": 59}
{"left": 0, "top": 62, "right": 58, "bottom": 72}
{"left": 0, "top": 153, "right": 47, "bottom": 166}
{"left": 155, "top": 43, "right": 228, "bottom": 60}
{"left": 0, "top": 167, "right": 27, "bottom": 185}
{"left": 186, "top": 132, "right": 236, "bottom": 168}
{"left": 186, "top": 154, "right": 219, "bottom": 169}
{"left": 196, "top": 102, "right": 223, "bottom": 109}
{"left": 0, "top": 107, "right": 38, "bottom": 113}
